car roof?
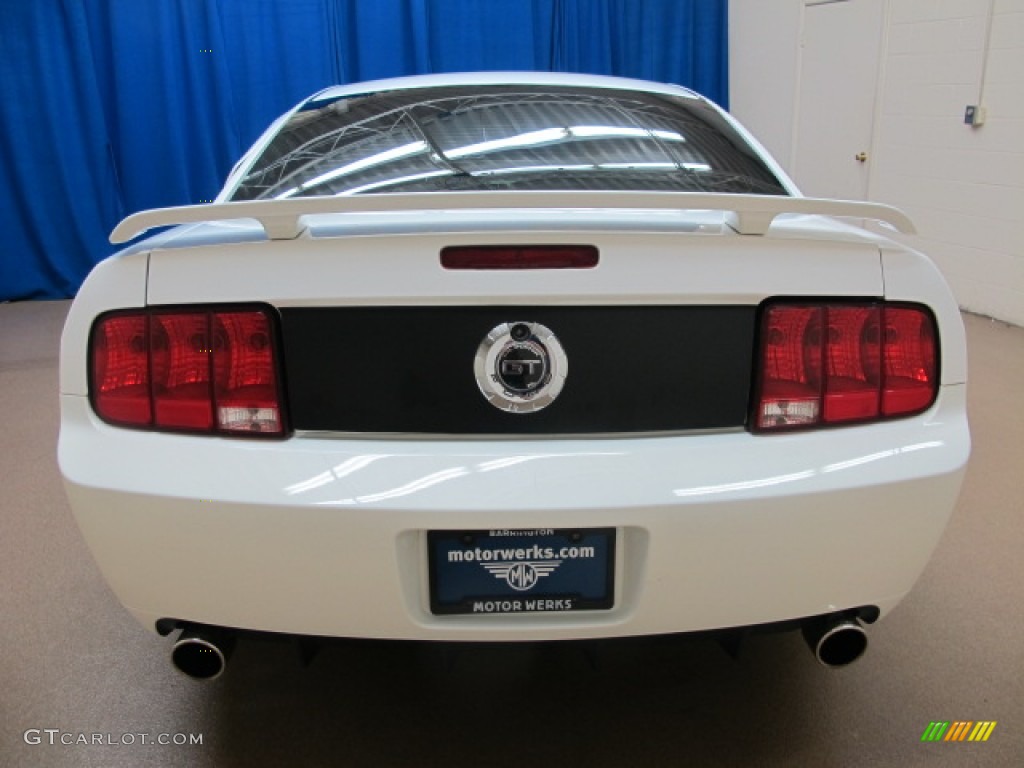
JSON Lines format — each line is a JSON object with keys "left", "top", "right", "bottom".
{"left": 304, "top": 71, "right": 705, "bottom": 109}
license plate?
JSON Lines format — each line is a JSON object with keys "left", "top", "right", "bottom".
{"left": 428, "top": 528, "right": 615, "bottom": 615}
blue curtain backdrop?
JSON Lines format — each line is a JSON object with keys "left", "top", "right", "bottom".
{"left": 0, "top": 0, "right": 728, "bottom": 301}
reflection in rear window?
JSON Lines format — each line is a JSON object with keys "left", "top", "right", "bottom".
{"left": 231, "top": 85, "right": 787, "bottom": 201}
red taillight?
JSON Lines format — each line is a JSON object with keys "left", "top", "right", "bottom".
{"left": 90, "top": 306, "right": 286, "bottom": 437}
{"left": 213, "top": 311, "right": 283, "bottom": 434}
{"left": 91, "top": 314, "right": 152, "bottom": 426}
{"left": 881, "top": 307, "right": 937, "bottom": 416}
{"left": 441, "top": 245, "right": 599, "bottom": 270}
{"left": 151, "top": 312, "right": 214, "bottom": 430}
{"left": 754, "top": 302, "right": 938, "bottom": 432}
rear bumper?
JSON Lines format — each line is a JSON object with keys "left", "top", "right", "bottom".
{"left": 59, "top": 386, "right": 969, "bottom": 641}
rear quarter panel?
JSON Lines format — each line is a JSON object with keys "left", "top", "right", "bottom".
{"left": 60, "top": 251, "right": 148, "bottom": 396}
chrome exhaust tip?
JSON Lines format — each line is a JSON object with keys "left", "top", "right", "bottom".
{"left": 803, "top": 617, "right": 868, "bottom": 668}
{"left": 171, "top": 626, "right": 234, "bottom": 680}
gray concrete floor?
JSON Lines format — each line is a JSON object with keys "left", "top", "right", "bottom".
{"left": 1, "top": 300, "right": 1021, "bottom": 767}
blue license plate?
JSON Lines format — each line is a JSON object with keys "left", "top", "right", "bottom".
{"left": 428, "top": 528, "right": 615, "bottom": 615}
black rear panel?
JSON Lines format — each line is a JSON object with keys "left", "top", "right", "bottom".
{"left": 280, "top": 306, "right": 755, "bottom": 434}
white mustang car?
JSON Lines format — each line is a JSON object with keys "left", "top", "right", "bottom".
{"left": 58, "top": 72, "right": 970, "bottom": 679}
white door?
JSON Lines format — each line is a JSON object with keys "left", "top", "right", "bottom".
{"left": 792, "top": 0, "right": 885, "bottom": 201}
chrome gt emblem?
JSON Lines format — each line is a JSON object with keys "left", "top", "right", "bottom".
{"left": 475, "top": 322, "right": 567, "bottom": 413}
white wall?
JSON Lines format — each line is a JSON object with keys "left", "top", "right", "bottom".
{"left": 727, "top": 0, "right": 803, "bottom": 170}
{"left": 730, "top": 0, "right": 1024, "bottom": 326}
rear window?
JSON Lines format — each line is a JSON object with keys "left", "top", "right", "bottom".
{"left": 231, "top": 84, "right": 788, "bottom": 201}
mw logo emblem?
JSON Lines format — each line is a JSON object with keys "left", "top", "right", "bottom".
{"left": 482, "top": 561, "right": 562, "bottom": 591}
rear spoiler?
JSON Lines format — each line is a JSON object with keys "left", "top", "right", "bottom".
{"left": 110, "top": 191, "right": 915, "bottom": 243}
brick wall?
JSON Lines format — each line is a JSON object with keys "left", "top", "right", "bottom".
{"left": 731, "top": 0, "right": 1024, "bottom": 326}
{"left": 871, "top": 0, "right": 1024, "bottom": 325}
